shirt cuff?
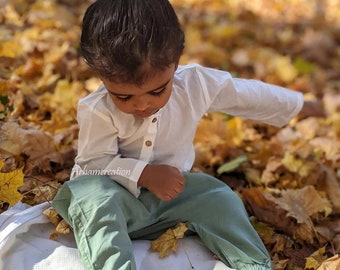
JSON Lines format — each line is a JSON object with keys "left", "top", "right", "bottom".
{"left": 290, "top": 92, "right": 304, "bottom": 120}
{"left": 128, "top": 160, "right": 148, "bottom": 197}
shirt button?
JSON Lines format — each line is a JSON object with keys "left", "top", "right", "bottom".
{"left": 152, "top": 117, "right": 157, "bottom": 123}
{"left": 145, "top": 140, "right": 152, "bottom": 147}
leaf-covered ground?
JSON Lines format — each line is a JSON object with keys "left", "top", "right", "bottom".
{"left": 0, "top": 0, "right": 339, "bottom": 269}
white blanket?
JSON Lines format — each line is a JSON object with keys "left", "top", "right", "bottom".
{"left": 0, "top": 202, "right": 232, "bottom": 270}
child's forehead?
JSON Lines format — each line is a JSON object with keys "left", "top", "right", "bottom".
{"left": 102, "top": 64, "right": 176, "bottom": 95}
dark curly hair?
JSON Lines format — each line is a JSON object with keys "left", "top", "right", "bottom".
{"left": 80, "top": 0, "right": 185, "bottom": 84}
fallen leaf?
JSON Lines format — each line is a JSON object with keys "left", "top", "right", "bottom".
{"left": 319, "top": 165, "right": 340, "bottom": 213}
{"left": 29, "top": 181, "right": 61, "bottom": 204}
{"left": 50, "top": 219, "right": 71, "bottom": 240}
{"left": 273, "top": 55, "right": 298, "bottom": 83}
{"left": 217, "top": 155, "right": 248, "bottom": 174}
{"left": 43, "top": 207, "right": 71, "bottom": 239}
{"left": 265, "top": 186, "right": 332, "bottom": 226}
{"left": 55, "top": 219, "right": 71, "bottom": 235}
{"left": 305, "top": 246, "right": 327, "bottom": 270}
{"left": 0, "top": 159, "right": 24, "bottom": 205}
{"left": 43, "top": 207, "right": 61, "bottom": 227}
{"left": 151, "top": 222, "right": 188, "bottom": 258}
{"left": 272, "top": 253, "right": 289, "bottom": 270}
{"left": 317, "top": 254, "right": 340, "bottom": 270}
{"left": 281, "top": 152, "right": 316, "bottom": 178}
{"left": 0, "top": 40, "right": 23, "bottom": 58}
{"left": 243, "top": 188, "right": 316, "bottom": 244}
{"left": 260, "top": 157, "right": 283, "bottom": 185}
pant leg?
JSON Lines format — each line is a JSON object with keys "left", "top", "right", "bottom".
{"left": 52, "top": 173, "right": 272, "bottom": 270}
{"left": 139, "top": 172, "right": 273, "bottom": 270}
{"left": 52, "top": 175, "right": 153, "bottom": 270}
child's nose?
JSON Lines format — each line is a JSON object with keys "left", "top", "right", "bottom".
{"left": 133, "top": 95, "right": 150, "bottom": 110}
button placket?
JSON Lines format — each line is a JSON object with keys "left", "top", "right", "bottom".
{"left": 139, "top": 115, "right": 158, "bottom": 162}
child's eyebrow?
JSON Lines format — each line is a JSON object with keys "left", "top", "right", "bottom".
{"left": 108, "top": 78, "right": 171, "bottom": 96}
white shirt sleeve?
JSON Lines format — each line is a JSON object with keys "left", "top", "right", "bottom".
{"left": 74, "top": 100, "right": 147, "bottom": 197}
{"left": 193, "top": 65, "right": 304, "bottom": 127}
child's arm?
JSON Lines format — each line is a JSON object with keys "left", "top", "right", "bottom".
{"left": 138, "top": 164, "right": 186, "bottom": 201}
{"left": 181, "top": 64, "right": 304, "bottom": 127}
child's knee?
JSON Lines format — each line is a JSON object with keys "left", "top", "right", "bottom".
{"left": 183, "top": 172, "right": 227, "bottom": 189}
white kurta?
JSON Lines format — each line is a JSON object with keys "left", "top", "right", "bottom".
{"left": 72, "top": 64, "right": 304, "bottom": 197}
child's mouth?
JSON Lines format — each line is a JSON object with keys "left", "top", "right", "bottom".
{"left": 135, "top": 110, "right": 155, "bottom": 118}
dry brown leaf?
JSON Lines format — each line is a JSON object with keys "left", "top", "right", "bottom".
{"left": 30, "top": 181, "right": 61, "bottom": 204}
{"left": 250, "top": 219, "right": 275, "bottom": 244}
{"left": 323, "top": 92, "right": 340, "bottom": 115}
{"left": 265, "top": 186, "right": 332, "bottom": 225}
{"left": 272, "top": 253, "right": 289, "bottom": 270}
{"left": 151, "top": 222, "right": 188, "bottom": 258}
{"left": 295, "top": 117, "right": 332, "bottom": 140}
{"left": 317, "top": 254, "right": 340, "bottom": 270}
{"left": 260, "top": 157, "right": 283, "bottom": 185}
{"left": 243, "top": 188, "right": 316, "bottom": 244}
{"left": 319, "top": 165, "right": 340, "bottom": 213}
{"left": 310, "top": 137, "right": 340, "bottom": 162}
{"left": 0, "top": 121, "right": 65, "bottom": 172}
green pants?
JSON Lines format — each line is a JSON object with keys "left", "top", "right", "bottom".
{"left": 52, "top": 172, "right": 273, "bottom": 270}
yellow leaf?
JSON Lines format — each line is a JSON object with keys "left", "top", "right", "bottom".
{"left": 282, "top": 152, "right": 316, "bottom": 178}
{"left": 151, "top": 222, "right": 188, "bottom": 258}
{"left": 305, "top": 246, "right": 327, "bottom": 270}
{"left": 43, "top": 207, "right": 71, "bottom": 239}
{"left": 50, "top": 220, "right": 71, "bottom": 240}
{"left": 273, "top": 56, "right": 298, "bottom": 83}
{"left": 0, "top": 40, "right": 23, "bottom": 58}
{"left": 4, "top": 4, "right": 24, "bottom": 26}
{"left": 0, "top": 160, "right": 24, "bottom": 205}
{"left": 55, "top": 219, "right": 71, "bottom": 235}
{"left": 52, "top": 80, "right": 80, "bottom": 111}
{"left": 43, "top": 207, "right": 61, "bottom": 227}
{"left": 0, "top": 80, "right": 9, "bottom": 95}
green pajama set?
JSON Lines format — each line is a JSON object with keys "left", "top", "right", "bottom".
{"left": 55, "top": 65, "right": 303, "bottom": 270}
{"left": 52, "top": 172, "right": 273, "bottom": 270}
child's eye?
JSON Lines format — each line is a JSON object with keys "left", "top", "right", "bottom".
{"left": 150, "top": 87, "right": 166, "bottom": 97}
{"left": 114, "top": 95, "right": 131, "bottom": 102}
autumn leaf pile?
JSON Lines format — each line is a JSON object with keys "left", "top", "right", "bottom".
{"left": 0, "top": 0, "right": 339, "bottom": 269}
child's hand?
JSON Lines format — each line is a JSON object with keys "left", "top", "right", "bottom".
{"left": 298, "top": 100, "right": 326, "bottom": 120}
{"left": 138, "top": 164, "right": 186, "bottom": 201}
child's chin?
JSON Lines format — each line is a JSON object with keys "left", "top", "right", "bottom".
{"left": 134, "top": 112, "right": 153, "bottom": 118}
{"left": 134, "top": 110, "right": 158, "bottom": 118}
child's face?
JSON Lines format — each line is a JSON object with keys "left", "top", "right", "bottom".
{"left": 101, "top": 63, "right": 177, "bottom": 118}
